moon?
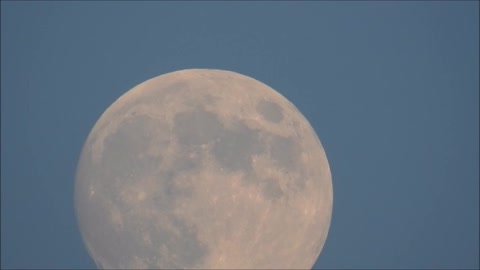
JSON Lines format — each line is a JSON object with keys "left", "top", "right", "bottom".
{"left": 74, "top": 69, "right": 333, "bottom": 269}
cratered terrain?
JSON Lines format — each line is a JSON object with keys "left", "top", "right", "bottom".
{"left": 75, "top": 69, "right": 333, "bottom": 269}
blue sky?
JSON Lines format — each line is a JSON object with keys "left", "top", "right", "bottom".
{"left": 1, "top": 1, "right": 478, "bottom": 269}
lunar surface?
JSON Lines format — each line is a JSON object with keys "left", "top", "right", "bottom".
{"left": 75, "top": 69, "right": 333, "bottom": 269}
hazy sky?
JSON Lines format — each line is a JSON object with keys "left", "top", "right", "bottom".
{"left": 1, "top": 1, "right": 478, "bottom": 269}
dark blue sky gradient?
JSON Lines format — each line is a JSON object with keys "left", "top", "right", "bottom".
{"left": 1, "top": 2, "right": 478, "bottom": 269}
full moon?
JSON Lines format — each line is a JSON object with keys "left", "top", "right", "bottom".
{"left": 75, "top": 69, "right": 333, "bottom": 269}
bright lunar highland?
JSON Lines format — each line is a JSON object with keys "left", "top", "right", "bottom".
{"left": 75, "top": 69, "right": 333, "bottom": 269}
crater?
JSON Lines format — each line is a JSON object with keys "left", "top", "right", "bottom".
{"left": 256, "top": 100, "right": 284, "bottom": 123}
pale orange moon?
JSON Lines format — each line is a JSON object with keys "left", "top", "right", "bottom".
{"left": 75, "top": 69, "right": 333, "bottom": 269}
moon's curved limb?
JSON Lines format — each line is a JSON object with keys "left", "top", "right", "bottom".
{"left": 75, "top": 69, "right": 333, "bottom": 269}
